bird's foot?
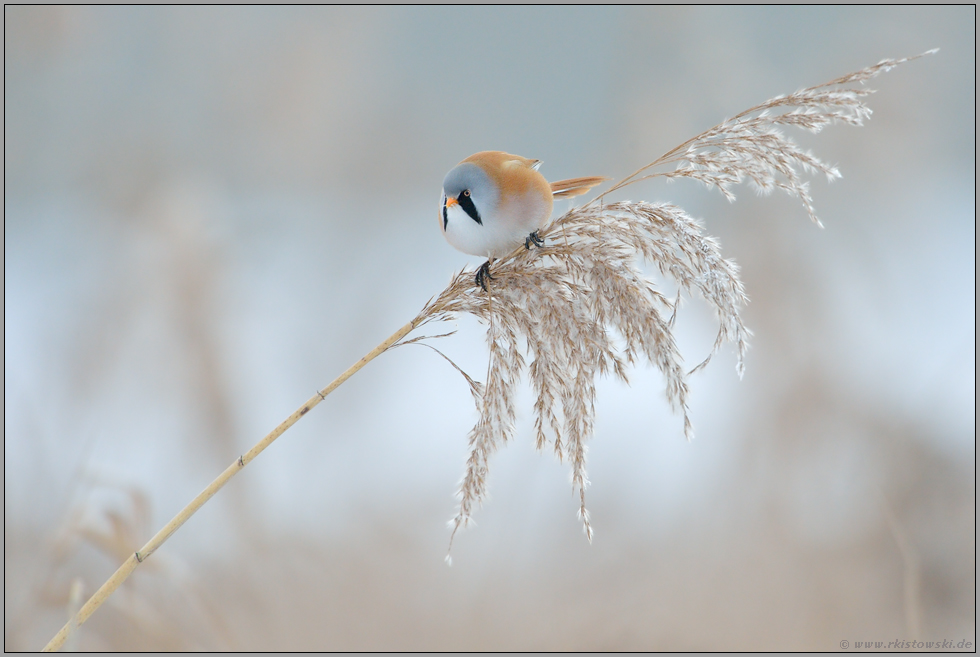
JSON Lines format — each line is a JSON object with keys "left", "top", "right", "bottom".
{"left": 475, "top": 260, "right": 494, "bottom": 291}
{"left": 525, "top": 230, "right": 545, "bottom": 250}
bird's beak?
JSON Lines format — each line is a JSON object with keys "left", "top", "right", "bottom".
{"left": 445, "top": 196, "right": 459, "bottom": 209}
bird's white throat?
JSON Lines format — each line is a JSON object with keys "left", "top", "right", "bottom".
{"left": 443, "top": 202, "right": 524, "bottom": 258}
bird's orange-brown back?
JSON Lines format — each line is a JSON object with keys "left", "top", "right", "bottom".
{"left": 462, "top": 151, "right": 552, "bottom": 201}
{"left": 463, "top": 150, "right": 607, "bottom": 206}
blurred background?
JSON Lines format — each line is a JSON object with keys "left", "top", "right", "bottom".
{"left": 5, "top": 6, "right": 975, "bottom": 651}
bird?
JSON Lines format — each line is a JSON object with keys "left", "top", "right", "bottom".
{"left": 439, "top": 151, "right": 607, "bottom": 290}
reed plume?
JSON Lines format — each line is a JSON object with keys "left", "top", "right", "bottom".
{"left": 42, "top": 51, "right": 933, "bottom": 650}
{"left": 407, "top": 51, "right": 937, "bottom": 551}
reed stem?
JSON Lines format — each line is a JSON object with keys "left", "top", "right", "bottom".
{"left": 42, "top": 319, "right": 418, "bottom": 652}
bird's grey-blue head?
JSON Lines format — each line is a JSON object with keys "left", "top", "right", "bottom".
{"left": 443, "top": 162, "right": 499, "bottom": 215}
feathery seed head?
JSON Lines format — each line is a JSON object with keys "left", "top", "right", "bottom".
{"left": 406, "top": 51, "right": 934, "bottom": 553}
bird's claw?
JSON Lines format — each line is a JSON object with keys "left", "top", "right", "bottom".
{"left": 475, "top": 260, "right": 494, "bottom": 291}
{"left": 525, "top": 230, "right": 545, "bottom": 250}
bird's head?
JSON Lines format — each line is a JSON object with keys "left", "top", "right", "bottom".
{"left": 441, "top": 162, "right": 499, "bottom": 229}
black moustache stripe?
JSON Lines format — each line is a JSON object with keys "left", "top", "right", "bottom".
{"left": 458, "top": 193, "right": 482, "bottom": 225}
{"left": 443, "top": 202, "right": 448, "bottom": 230}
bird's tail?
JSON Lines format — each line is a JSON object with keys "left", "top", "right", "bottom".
{"left": 550, "top": 176, "right": 609, "bottom": 199}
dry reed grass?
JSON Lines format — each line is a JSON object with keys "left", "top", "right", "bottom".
{"left": 412, "top": 51, "right": 936, "bottom": 552}
{"left": 41, "top": 51, "right": 933, "bottom": 650}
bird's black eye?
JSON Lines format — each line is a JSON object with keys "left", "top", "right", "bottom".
{"left": 462, "top": 190, "right": 471, "bottom": 197}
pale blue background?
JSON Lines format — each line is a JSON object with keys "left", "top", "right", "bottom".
{"left": 5, "top": 6, "right": 975, "bottom": 650}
